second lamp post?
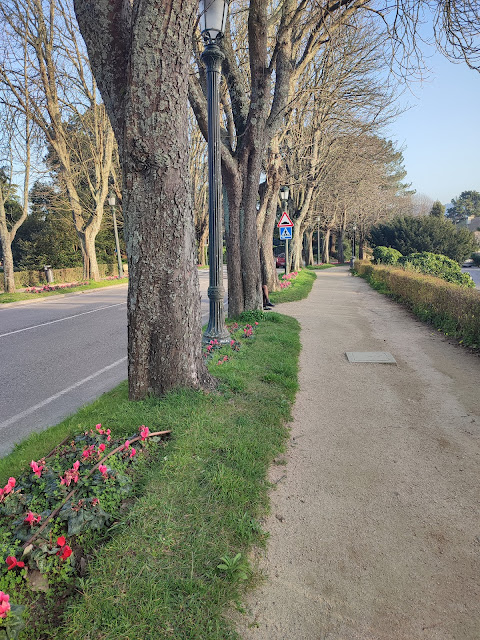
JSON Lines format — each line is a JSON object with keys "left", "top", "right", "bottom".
{"left": 200, "top": 0, "right": 230, "bottom": 344}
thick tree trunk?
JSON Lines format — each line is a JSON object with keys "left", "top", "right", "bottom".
{"left": 75, "top": 0, "right": 212, "bottom": 399}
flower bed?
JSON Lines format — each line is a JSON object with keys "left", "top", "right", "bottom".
{"left": 0, "top": 426, "right": 169, "bottom": 638}
{"left": 25, "top": 282, "right": 89, "bottom": 294}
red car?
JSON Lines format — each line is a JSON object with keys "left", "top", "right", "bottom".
{"left": 275, "top": 253, "right": 286, "bottom": 268}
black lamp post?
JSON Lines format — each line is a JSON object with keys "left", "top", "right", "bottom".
{"left": 280, "top": 186, "right": 289, "bottom": 275}
{"left": 316, "top": 216, "right": 320, "bottom": 264}
{"left": 200, "top": 0, "right": 230, "bottom": 344}
{"left": 108, "top": 194, "right": 124, "bottom": 279}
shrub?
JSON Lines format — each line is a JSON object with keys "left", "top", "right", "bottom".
{"left": 398, "top": 252, "right": 474, "bottom": 288}
{"left": 369, "top": 215, "right": 477, "bottom": 262}
{"left": 354, "top": 260, "right": 480, "bottom": 347}
{"left": 372, "top": 246, "right": 403, "bottom": 265}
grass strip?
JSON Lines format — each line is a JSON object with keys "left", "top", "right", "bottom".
{"left": 1, "top": 313, "right": 300, "bottom": 639}
{"left": 0, "top": 278, "right": 129, "bottom": 304}
{"left": 269, "top": 268, "right": 316, "bottom": 304}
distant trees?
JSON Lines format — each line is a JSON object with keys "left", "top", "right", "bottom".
{"left": 369, "top": 215, "right": 477, "bottom": 263}
{"left": 0, "top": 0, "right": 116, "bottom": 280}
{"left": 430, "top": 200, "right": 446, "bottom": 218}
{"left": 447, "top": 191, "right": 480, "bottom": 224}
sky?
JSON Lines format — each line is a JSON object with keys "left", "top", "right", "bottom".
{"left": 386, "top": 49, "right": 480, "bottom": 207}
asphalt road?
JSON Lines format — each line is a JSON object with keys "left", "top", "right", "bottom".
{"left": 462, "top": 266, "right": 480, "bottom": 287}
{"left": 0, "top": 269, "right": 226, "bottom": 458}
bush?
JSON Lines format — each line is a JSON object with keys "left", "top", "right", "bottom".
{"left": 354, "top": 260, "right": 480, "bottom": 347}
{"left": 398, "top": 252, "right": 475, "bottom": 288}
{"left": 369, "top": 215, "right": 477, "bottom": 263}
{"left": 372, "top": 246, "right": 402, "bottom": 265}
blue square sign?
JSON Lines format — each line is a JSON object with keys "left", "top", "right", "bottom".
{"left": 280, "top": 227, "right": 292, "bottom": 240}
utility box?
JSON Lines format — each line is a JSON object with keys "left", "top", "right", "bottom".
{"left": 44, "top": 265, "right": 54, "bottom": 283}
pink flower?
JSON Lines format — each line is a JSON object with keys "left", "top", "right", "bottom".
{"left": 98, "top": 443, "right": 106, "bottom": 453}
{"left": 98, "top": 464, "right": 108, "bottom": 477}
{"left": 255, "top": 322, "right": 259, "bottom": 325}
{"left": 30, "top": 461, "right": 44, "bottom": 477}
{"left": 140, "top": 426, "right": 150, "bottom": 441}
{"left": 60, "top": 546, "right": 72, "bottom": 560}
{"left": 73, "top": 460, "right": 80, "bottom": 471}
{"left": 96, "top": 423, "right": 102, "bottom": 431}
{"left": 57, "top": 536, "right": 66, "bottom": 547}
{"left": 124, "top": 440, "right": 130, "bottom": 449}
{"left": 24, "top": 511, "right": 41, "bottom": 527}
{"left": 130, "top": 448, "right": 136, "bottom": 458}
{"left": 7, "top": 478, "right": 15, "bottom": 488}
{"left": 92, "top": 498, "right": 99, "bottom": 506}
{"left": 0, "top": 592, "right": 10, "bottom": 619}
{"left": 6, "top": 556, "right": 25, "bottom": 571}
{"left": 230, "top": 339, "right": 235, "bottom": 346}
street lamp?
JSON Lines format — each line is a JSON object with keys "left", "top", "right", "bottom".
{"left": 200, "top": 0, "right": 230, "bottom": 344}
{"left": 316, "top": 216, "right": 320, "bottom": 265}
{"left": 280, "top": 186, "right": 289, "bottom": 275}
{"left": 108, "top": 194, "right": 124, "bottom": 279}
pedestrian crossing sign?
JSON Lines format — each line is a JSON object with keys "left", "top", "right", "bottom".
{"left": 280, "top": 227, "right": 292, "bottom": 240}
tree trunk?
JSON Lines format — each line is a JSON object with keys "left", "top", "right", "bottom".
{"left": 338, "top": 229, "right": 345, "bottom": 263}
{"left": 0, "top": 222, "right": 15, "bottom": 293}
{"left": 75, "top": 0, "right": 212, "bottom": 399}
{"left": 306, "top": 229, "right": 314, "bottom": 266}
{"left": 322, "top": 228, "right": 331, "bottom": 264}
{"left": 197, "top": 225, "right": 208, "bottom": 266}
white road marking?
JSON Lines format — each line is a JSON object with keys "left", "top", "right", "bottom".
{"left": 0, "top": 303, "right": 127, "bottom": 339}
{"left": 0, "top": 357, "right": 127, "bottom": 431}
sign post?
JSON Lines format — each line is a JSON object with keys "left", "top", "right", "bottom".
{"left": 277, "top": 211, "right": 294, "bottom": 275}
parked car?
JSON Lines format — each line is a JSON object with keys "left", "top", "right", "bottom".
{"left": 462, "top": 259, "right": 474, "bottom": 268}
{"left": 275, "top": 253, "right": 286, "bottom": 268}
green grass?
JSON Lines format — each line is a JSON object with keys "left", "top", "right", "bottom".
{"left": 0, "top": 313, "right": 301, "bottom": 639}
{"left": 0, "top": 278, "right": 129, "bottom": 304}
{"left": 269, "top": 268, "right": 316, "bottom": 304}
{"left": 306, "top": 263, "right": 335, "bottom": 270}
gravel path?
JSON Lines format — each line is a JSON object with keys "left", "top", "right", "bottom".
{"left": 237, "top": 266, "right": 480, "bottom": 640}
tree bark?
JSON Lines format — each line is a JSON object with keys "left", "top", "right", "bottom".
{"left": 322, "top": 228, "right": 331, "bottom": 264}
{"left": 75, "top": 0, "right": 212, "bottom": 399}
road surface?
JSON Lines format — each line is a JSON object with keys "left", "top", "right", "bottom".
{"left": 462, "top": 266, "right": 480, "bottom": 287}
{"left": 0, "top": 269, "right": 226, "bottom": 458}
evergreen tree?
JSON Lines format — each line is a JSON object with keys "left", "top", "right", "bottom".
{"left": 447, "top": 190, "right": 480, "bottom": 223}
{"left": 429, "top": 200, "right": 445, "bottom": 218}
{"left": 369, "top": 215, "right": 477, "bottom": 263}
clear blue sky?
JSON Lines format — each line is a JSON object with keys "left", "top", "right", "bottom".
{"left": 386, "top": 50, "right": 480, "bottom": 206}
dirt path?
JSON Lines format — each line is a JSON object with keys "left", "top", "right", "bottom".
{"left": 237, "top": 266, "right": 480, "bottom": 640}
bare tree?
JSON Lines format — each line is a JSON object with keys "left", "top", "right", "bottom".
{"left": 0, "top": 0, "right": 115, "bottom": 280}
{"left": 0, "top": 37, "right": 32, "bottom": 293}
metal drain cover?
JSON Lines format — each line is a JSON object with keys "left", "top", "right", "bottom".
{"left": 346, "top": 351, "right": 397, "bottom": 364}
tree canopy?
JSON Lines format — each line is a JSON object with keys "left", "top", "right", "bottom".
{"left": 447, "top": 190, "right": 480, "bottom": 224}
{"left": 369, "top": 215, "right": 477, "bottom": 263}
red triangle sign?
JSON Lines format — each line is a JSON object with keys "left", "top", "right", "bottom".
{"left": 277, "top": 212, "right": 294, "bottom": 227}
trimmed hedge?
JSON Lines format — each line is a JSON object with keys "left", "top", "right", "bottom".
{"left": 355, "top": 260, "right": 480, "bottom": 348}
{"left": 0, "top": 263, "right": 127, "bottom": 292}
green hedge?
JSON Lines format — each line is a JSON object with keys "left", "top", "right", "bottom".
{"left": 355, "top": 260, "right": 480, "bottom": 347}
{"left": 0, "top": 263, "right": 127, "bottom": 292}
